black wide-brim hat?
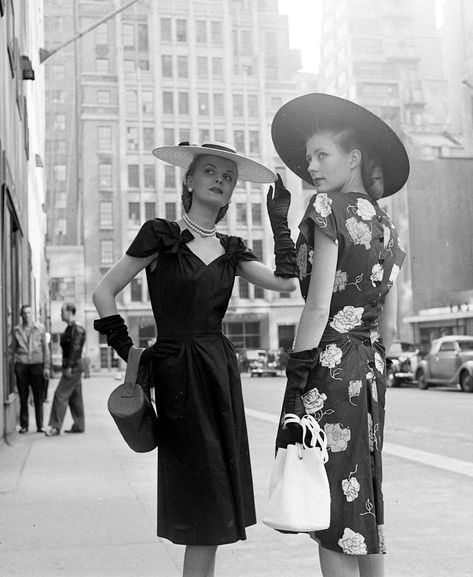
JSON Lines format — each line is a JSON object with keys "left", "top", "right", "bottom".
{"left": 271, "top": 93, "right": 410, "bottom": 197}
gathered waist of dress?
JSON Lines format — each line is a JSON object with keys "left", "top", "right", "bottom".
{"left": 154, "top": 329, "right": 223, "bottom": 342}
{"left": 321, "top": 322, "right": 379, "bottom": 346}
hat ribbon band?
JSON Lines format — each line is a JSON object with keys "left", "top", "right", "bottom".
{"left": 202, "top": 143, "right": 236, "bottom": 154}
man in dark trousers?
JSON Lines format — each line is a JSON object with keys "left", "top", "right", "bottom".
{"left": 13, "top": 305, "right": 50, "bottom": 433}
{"left": 45, "top": 303, "right": 86, "bottom": 436}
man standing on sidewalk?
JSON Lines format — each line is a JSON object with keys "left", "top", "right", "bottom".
{"left": 45, "top": 303, "right": 86, "bottom": 436}
{"left": 13, "top": 305, "right": 50, "bottom": 433}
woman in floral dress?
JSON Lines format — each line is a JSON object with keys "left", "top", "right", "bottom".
{"left": 271, "top": 94, "right": 410, "bottom": 577}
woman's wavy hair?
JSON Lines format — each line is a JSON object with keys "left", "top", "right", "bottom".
{"left": 307, "top": 121, "right": 384, "bottom": 200}
{"left": 181, "top": 155, "right": 234, "bottom": 223}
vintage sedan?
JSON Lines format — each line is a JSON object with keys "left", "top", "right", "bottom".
{"left": 415, "top": 335, "right": 473, "bottom": 392}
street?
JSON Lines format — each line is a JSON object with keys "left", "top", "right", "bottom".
{"left": 0, "top": 374, "right": 472, "bottom": 577}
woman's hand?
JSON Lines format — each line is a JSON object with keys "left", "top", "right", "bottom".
{"left": 266, "top": 174, "right": 291, "bottom": 229}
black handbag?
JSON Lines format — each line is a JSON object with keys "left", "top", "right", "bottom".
{"left": 107, "top": 346, "right": 158, "bottom": 453}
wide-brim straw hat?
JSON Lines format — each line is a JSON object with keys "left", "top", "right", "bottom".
{"left": 271, "top": 93, "right": 410, "bottom": 197}
{"left": 152, "top": 141, "right": 276, "bottom": 183}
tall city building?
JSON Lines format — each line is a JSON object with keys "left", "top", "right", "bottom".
{"left": 43, "top": 0, "right": 315, "bottom": 370}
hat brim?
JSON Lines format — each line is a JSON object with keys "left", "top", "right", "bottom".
{"left": 152, "top": 145, "right": 276, "bottom": 184}
{"left": 271, "top": 93, "right": 409, "bottom": 197}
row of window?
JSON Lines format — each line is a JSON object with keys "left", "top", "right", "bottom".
{"left": 160, "top": 18, "right": 224, "bottom": 45}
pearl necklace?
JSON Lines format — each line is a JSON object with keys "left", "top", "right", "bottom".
{"left": 183, "top": 213, "right": 217, "bottom": 237}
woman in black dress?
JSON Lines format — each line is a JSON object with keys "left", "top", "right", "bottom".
{"left": 271, "top": 94, "right": 409, "bottom": 577}
{"left": 93, "top": 141, "right": 297, "bottom": 577}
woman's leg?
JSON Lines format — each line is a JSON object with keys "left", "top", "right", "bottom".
{"left": 183, "top": 545, "right": 217, "bottom": 577}
{"left": 319, "top": 545, "right": 359, "bottom": 577}
{"left": 358, "top": 554, "right": 384, "bottom": 577}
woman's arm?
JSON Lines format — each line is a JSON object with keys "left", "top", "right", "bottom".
{"left": 292, "top": 227, "right": 338, "bottom": 352}
{"left": 237, "top": 260, "right": 298, "bottom": 292}
{"left": 92, "top": 253, "right": 158, "bottom": 317}
{"left": 378, "top": 281, "right": 398, "bottom": 354}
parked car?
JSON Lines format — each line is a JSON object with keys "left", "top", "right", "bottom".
{"left": 415, "top": 335, "right": 473, "bottom": 392}
{"left": 386, "top": 341, "right": 420, "bottom": 387}
{"left": 243, "top": 349, "right": 280, "bottom": 378}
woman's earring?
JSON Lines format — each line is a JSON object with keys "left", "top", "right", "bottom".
{"left": 188, "top": 186, "right": 193, "bottom": 192}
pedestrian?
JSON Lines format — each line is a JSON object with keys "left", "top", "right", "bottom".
{"left": 13, "top": 305, "right": 50, "bottom": 433}
{"left": 93, "top": 140, "right": 298, "bottom": 577}
{"left": 271, "top": 93, "right": 409, "bottom": 577}
{"left": 45, "top": 303, "right": 86, "bottom": 436}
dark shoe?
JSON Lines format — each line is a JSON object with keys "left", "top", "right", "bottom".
{"left": 45, "top": 427, "right": 60, "bottom": 437}
{"left": 64, "top": 428, "right": 84, "bottom": 434}
{"left": 37, "top": 428, "right": 45, "bottom": 433}
{"left": 18, "top": 427, "right": 28, "bottom": 434}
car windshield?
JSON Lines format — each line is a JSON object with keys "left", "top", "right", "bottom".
{"left": 458, "top": 340, "right": 473, "bottom": 351}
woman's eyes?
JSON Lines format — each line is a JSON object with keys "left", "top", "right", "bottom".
{"left": 318, "top": 152, "right": 327, "bottom": 159}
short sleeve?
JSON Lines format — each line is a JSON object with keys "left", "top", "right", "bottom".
{"left": 223, "top": 235, "right": 258, "bottom": 267}
{"left": 298, "top": 193, "right": 340, "bottom": 245}
{"left": 126, "top": 218, "right": 178, "bottom": 258}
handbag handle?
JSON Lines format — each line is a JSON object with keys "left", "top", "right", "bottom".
{"left": 121, "top": 346, "right": 145, "bottom": 398}
{"left": 284, "top": 413, "right": 329, "bottom": 463}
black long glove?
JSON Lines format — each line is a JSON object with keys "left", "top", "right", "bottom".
{"left": 93, "top": 314, "right": 134, "bottom": 362}
{"left": 266, "top": 174, "right": 298, "bottom": 278}
{"left": 277, "top": 348, "right": 320, "bottom": 446}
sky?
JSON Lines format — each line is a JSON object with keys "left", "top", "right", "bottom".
{"left": 278, "top": 0, "right": 323, "bottom": 73}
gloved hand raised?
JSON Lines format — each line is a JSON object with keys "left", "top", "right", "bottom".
{"left": 266, "top": 174, "right": 291, "bottom": 231}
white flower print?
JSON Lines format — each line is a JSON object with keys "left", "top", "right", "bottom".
{"left": 348, "top": 380, "right": 362, "bottom": 405}
{"left": 370, "top": 263, "right": 384, "bottom": 286}
{"left": 370, "top": 329, "right": 380, "bottom": 344}
{"left": 383, "top": 224, "right": 391, "bottom": 248}
{"left": 297, "top": 243, "right": 308, "bottom": 280}
{"left": 330, "top": 306, "right": 364, "bottom": 333}
{"left": 356, "top": 198, "right": 376, "bottom": 221}
{"left": 367, "top": 413, "right": 379, "bottom": 452}
{"left": 338, "top": 527, "right": 368, "bottom": 555}
{"left": 345, "top": 217, "right": 372, "bottom": 249}
{"left": 342, "top": 476, "right": 361, "bottom": 502}
{"left": 333, "top": 270, "right": 348, "bottom": 293}
{"left": 389, "top": 264, "right": 400, "bottom": 284}
{"left": 325, "top": 423, "right": 351, "bottom": 452}
{"left": 320, "top": 343, "right": 343, "bottom": 368}
{"left": 302, "top": 387, "right": 327, "bottom": 414}
{"left": 374, "top": 352, "right": 384, "bottom": 373}
{"left": 371, "top": 381, "right": 378, "bottom": 402}
{"left": 308, "top": 249, "right": 314, "bottom": 265}
{"left": 314, "top": 193, "right": 333, "bottom": 217}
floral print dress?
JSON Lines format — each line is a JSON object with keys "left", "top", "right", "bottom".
{"left": 287, "top": 191, "right": 405, "bottom": 555}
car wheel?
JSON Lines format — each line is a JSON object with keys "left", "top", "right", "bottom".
{"left": 417, "top": 370, "right": 428, "bottom": 390}
{"left": 460, "top": 371, "right": 473, "bottom": 393}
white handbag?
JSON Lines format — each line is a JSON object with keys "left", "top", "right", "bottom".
{"left": 263, "top": 413, "right": 331, "bottom": 532}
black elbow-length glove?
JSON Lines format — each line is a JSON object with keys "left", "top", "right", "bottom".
{"left": 93, "top": 314, "right": 134, "bottom": 362}
{"left": 266, "top": 174, "right": 298, "bottom": 278}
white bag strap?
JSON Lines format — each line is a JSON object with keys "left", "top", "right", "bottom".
{"left": 283, "top": 413, "right": 329, "bottom": 463}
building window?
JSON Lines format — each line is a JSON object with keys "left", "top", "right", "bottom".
{"left": 128, "top": 202, "right": 140, "bottom": 227}
{"left": 165, "top": 202, "right": 177, "bottom": 220}
{"left": 144, "top": 165, "right": 155, "bottom": 188}
{"left": 233, "top": 94, "right": 244, "bottom": 116}
{"left": 178, "top": 91, "right": 189, "bottom": 115}
{"left": 98, "top": 126, "right": 112, "bottom": 151}
{"left": 252, "top": 239, "right": 263, "bottom": 261}
{"left": 127, "top": 126, "right": 139, "bottom": 151}
{"left": 197, "top": 56, "right": 208, "bottom": 79}
{"left": 239, "top": 278, "right": 249, "bottom": 298}
{"left": 163, "top": 128, "right": 174, "bottom": 145}
{"left": 100, "top": 240, "right": 114, "bottom": 267}
{"left": 124, "top": 59, "right": 135, "bottom": 72}
{"left": 99, "top": 163, "right": 112, "bottom": 187}
{"left": 96, "top": 24, "right": 108, "bottom": 44}
{"left": 97, "top": 90, "right": 111, "bottom": 104}
{"left": 50, "top": 277, "right": 76, "bottom": 301}
{"left": 128, "top": 165, "right": 140, "bottom": 188}
{"left": 248, "top": 94, "right": 258, "bottom": 117}
{"left": 196, "top": 20, "right": 207, "bottom": 43}
{"left": 130, "top": 278, "right": 142, "bottom": 301}
{"left": 179, "top": 128, "right": 190, "bottom": 143}
{"left": 249, "top": 131, "right": 260, "bottom": 154}
{"left": 254, "top": 287, "right": 264, "bottom": 299}
{"left": 53, "top": 114, "right": 66, "bottom": 130}
{"left": 126, "top": 90, "right": 138, "bottom": 114}
{"left": 55, "top": 140, "right": 66, "bottom": 154}
{"left": 212, "top": 57, "right": 223, "bottom": 79}
{"left": 52, "top": 90, "right": 65, "bottom": 103}
{"left": 143, "top": 127, "right": 155, "bottom": 150}
{"left": 199, "top": 129, "right": 210, "bottom": 142}
{"left": 142, "top": 91, "right": 154, "bottom": 114}
{"left": 213, "top": 93, "right": 224, "bottom": 116}
{"left": 251, "top": 203, "right": 262, "bottom": 225}
{"left": 138, "top": 24, "right": 149, "bottom": 51}
{"left": 145, "top": 202, "right": 156, "bottom": 220}
{"left": 211, "top": 21, "right": 223, "bottom": 44}
{"left": 223, "top": 321, "right": 260, "bottom": 349}
{"left": 233, "top": 130, "right": 245, "bottom": 152}
{"left": 177, "top": 55, "right": 188, "bottom": 78}
{"left": 241, "top": 29, "right": 252, "bottom": 56}
{"left": 163, "top": 91, "right": 174, "bottom": 114}
{"left": 138, "top": 59, "right": 149, "bottom": 71}
{"left": 176, "top": 19, "right": 187, "bottom": 42}
{"left": 53, "top": 165, "right": 66, "bottom": 181}
{"left": 122, "top": 23, "right": 135, "bottom": 47}
{"left": 99, "top": 201, "right": 113, "bottom": 229}
{"left": 279, "top": 292, "right": 291, "bottom": 299}
{"left": 236, "top": 203, "right": 247, "bottom": 225}
{"left": 214, "top": 129, "right": 225, "bottom": 142}
{"left": 96, "top": 58, "right": 109, "bottom": 73}
{"left": 164, "top": 166, "right": 175, "bottom": 188}
{"left": 161, "top": 18, "right": 171, "bottom": 42}
{"left": 162, "top": 54, "right": 173, "bottom": 77}
{"left": 198, "top": 93, "right": 209, "bottom": 115}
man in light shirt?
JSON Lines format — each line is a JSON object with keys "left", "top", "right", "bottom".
{"left": 13, "top": 305, "right": 50, "bottom": 433}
